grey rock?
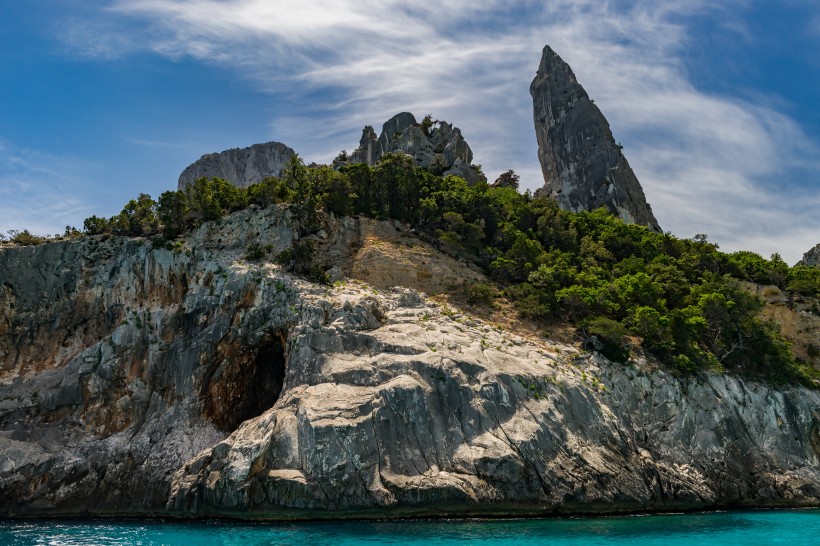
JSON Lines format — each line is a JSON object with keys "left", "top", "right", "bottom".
{"left": 348, "top": 126, "right": 381, "bottom": 166}
{"left": 378, "top": 112, "right": 418, "bottom": 151}
{"left": 2, "top": 205, "right": 820, "bottom": 519}
{"left": 443, "top": 159, "right": 484, "bottom": 185}
{"left": 531, "top": 45, "right": 661, "bottom": 231}
{"left": 442, "top": 126, "right": 473, "bottom": 166}
{"left": 798, "top": 244, "right": 820, "bottom": 267}
{"left": 178, "top": 141, "right": 296, "bottom": 190}
{"left": 346, "top": 113, "right": 485, "bottom": 184}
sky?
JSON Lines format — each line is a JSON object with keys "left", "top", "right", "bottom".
{"left": 1, "top": 1, "right": 818, "bottom": 264}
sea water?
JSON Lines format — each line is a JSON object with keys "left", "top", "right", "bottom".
{"left": 1, "top": 509, "right": 819, "bottom": 545}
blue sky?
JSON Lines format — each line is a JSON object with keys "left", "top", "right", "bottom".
{"left": 1, "top": 1, "right": 818, "bottom": 264}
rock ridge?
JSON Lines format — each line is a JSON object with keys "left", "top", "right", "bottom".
{"left": 531, "top": 45, "right": 661, "bottom": 231}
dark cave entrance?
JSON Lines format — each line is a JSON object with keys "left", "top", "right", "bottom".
{"left": 203, "top": 330, "right": 287, "bottom": 432}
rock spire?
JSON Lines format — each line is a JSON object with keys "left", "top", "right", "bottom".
{"left": 531, "top": 45, "right": 661, "bottom": 231}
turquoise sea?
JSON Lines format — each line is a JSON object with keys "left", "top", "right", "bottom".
{"left": 2, "top": 510, "right": 820, "bottom": 545}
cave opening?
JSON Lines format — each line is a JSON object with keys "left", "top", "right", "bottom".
{"left": 204, "top": 330, "right": 287, "bottom": 432}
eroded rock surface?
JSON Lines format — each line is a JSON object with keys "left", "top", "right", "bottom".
{"left": 2, "top": 205, "right": 820, "bottom": 519}
{"left": 344, "top": 113, "right": 486, "bottom": 184}
{"left": 178, "top": 141, "right": 296, "bottom": 190}
{"left": 531, "top": 46, "right": 661, "bottom": 232}
{"left": 799, "top": 244, "right": 820, "bottom": 267}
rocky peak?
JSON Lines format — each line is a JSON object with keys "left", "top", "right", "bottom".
{"left": 178, "top": 141, "right": 296, "bottom": 190}
{"left": 798, "top": 244, "right": 820, "bottom": 267}
{"left": 531, "top": 45, "right": 661, "bottom": 232}
{"left": 345, "top": 112, "right": 485, "bottom": 184}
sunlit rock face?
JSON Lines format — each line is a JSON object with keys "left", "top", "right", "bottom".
{"left": 345, "top": 113, "right": 486, "bottom": 185}
{"left": 3, "top": 205, "right": 820, "bottom": 519}
{"left": 531, "top": 45, "right": 661, "bottom": 232}
{"left": 799, "top": 244, "right": 820, "bottom": 267}
{"left": 178, "top": 141, "right": 296, "bottom": 190}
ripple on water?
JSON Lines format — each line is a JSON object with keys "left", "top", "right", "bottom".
{"left": 1, "top": 510, "right": 819, "bottom": 546}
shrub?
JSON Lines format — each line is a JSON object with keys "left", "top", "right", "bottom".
{"left": 245, "top": 243, "right": 272, "bottom": 262}
{"left": 584, "top": 316, "right": 630, "bottom": 363}
{"left": 275, "top": 241, "right": 329, "bottom": 284}
{"left": 7, "top": 229, "right": 46, "bottom": 246}
{"left": 466, "top": 282, "right": 497, "bottom": 306}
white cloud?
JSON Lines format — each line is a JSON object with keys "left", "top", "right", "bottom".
{"left": 58, "top": 0, "right": 820, "bottom": 263}
{"left": 0, "top": 142, "right": 98, "bottom": 236}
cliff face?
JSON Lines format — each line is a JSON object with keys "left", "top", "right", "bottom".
{"left": 531, "top": 46, "right": 661, "bottom": 232}
{"left": 799, "top": 244, "right": 820, "bottom": 267}
{"left": 2, "top": 206, "right": 820, "bottom": 518}
{"left": 178, "top": 142, "right": 296, "bottom": 190}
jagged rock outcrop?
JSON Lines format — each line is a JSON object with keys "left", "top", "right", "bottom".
{"left": 178, "top": 141, "right": 296, "bottom": 190}
{"left": 531, "top": 46, "right": 661, "bottom": 232}
{"left": 799, "top": 244, "right": 820, "bottom": 267}
{"left": 2, "top": 205, "right": 820, "bottom": 518}
{"left": 345, "top": 113, "right": 486, "bottom": 185}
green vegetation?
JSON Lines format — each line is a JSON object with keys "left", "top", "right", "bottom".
{"left": 6, "top": 152, "right": 818, "bottom": 384}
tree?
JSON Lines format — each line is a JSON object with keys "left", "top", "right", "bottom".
{"left": 83, "top": 215, "right": 111, "bottom": 236}
{"left": 112, "top": 193, "right": 158, "bottom": 236}
{"left": 492, "top": 169, "right": 520, "bottom": 190}
{"left": 420, "top": 114, "right": 434, "bottom": 136}
{"left": 157, "top": 191, "right": 189, "bottom": 238}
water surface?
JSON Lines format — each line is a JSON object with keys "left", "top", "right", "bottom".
{"left": 2, "top": 509, "right": 819, "bottom": 545}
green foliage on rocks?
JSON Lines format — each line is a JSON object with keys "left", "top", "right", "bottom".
{"left": 65, "top": 152, "right": 817, "bottom": 384}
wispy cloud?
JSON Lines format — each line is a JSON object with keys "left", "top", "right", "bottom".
{"left": 0, "top": 142, "right": 98, "bottom": 236}
{"left": 57, "top": 0, "right": 820, "bottom": 263}
{"left": 125, "top": 137, "right": 192, "bottom": 150}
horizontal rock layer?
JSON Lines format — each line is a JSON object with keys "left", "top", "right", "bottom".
{"left": 2, "top": 206, "right": 820, "bottom": 518}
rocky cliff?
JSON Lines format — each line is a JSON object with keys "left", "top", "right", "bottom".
{"left": 799, "top": 244, "right": 820, "bottom": 267}
{"left": 343, "top": 113, "right": 486, "bottom": 184}
{"left": 178, "top": 141, "right": 296, "bottom": 190}
{"left": 531, "top": 46, "right": 661, "bottom": 232}
{"left": 2, "top": 205, "right": 820, "bottom": 518}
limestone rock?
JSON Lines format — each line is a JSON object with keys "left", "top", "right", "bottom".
{"left": 348, "top": 126, "right": 381, "bottom": 166}
{"left": 178, "top": 141, "right": 296, "bottom": 190}
{"left": 531, "top": 45, "right": 661, "bottom": 231}
{"left": 2, "top": 205, "right": 820, "bottom": 519}
{"left": 798, "top": 244, "right": 820, "bottom": 267}
{"left": 345, "top": 113, "right": 486, "bottom": 183}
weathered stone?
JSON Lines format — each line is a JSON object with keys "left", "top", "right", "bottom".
{"left": 2, "top": 205, "right": 820, "bottom": 520}
{"left": 798, "top": 244, "right": 820, "bottom": 267}
{"left": 348, "top": 126, "right": 381, "bottom": 166}
{"left": 443, "top": 159, "right": 484, "bottom": 185}
{"left": 531, "top": 45, "right": 661, "bottom": 231}
{"left": 346, "top": 113, "right": 485, "bottom": 184}
{"left": 442, "top": 126, "right": 472, "bottom": 166}
{"left": 178, "top": 141, "right": 296, "bottom": 190}
{"left": 378, "top": 112, "right": 418, "bottom": 151}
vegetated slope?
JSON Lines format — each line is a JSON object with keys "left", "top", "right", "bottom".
{"left": 58, "top": 152, "right": 820, "bottom": 385}
{"left": 3, "top": 204, "right": 820, "bottom": 519}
